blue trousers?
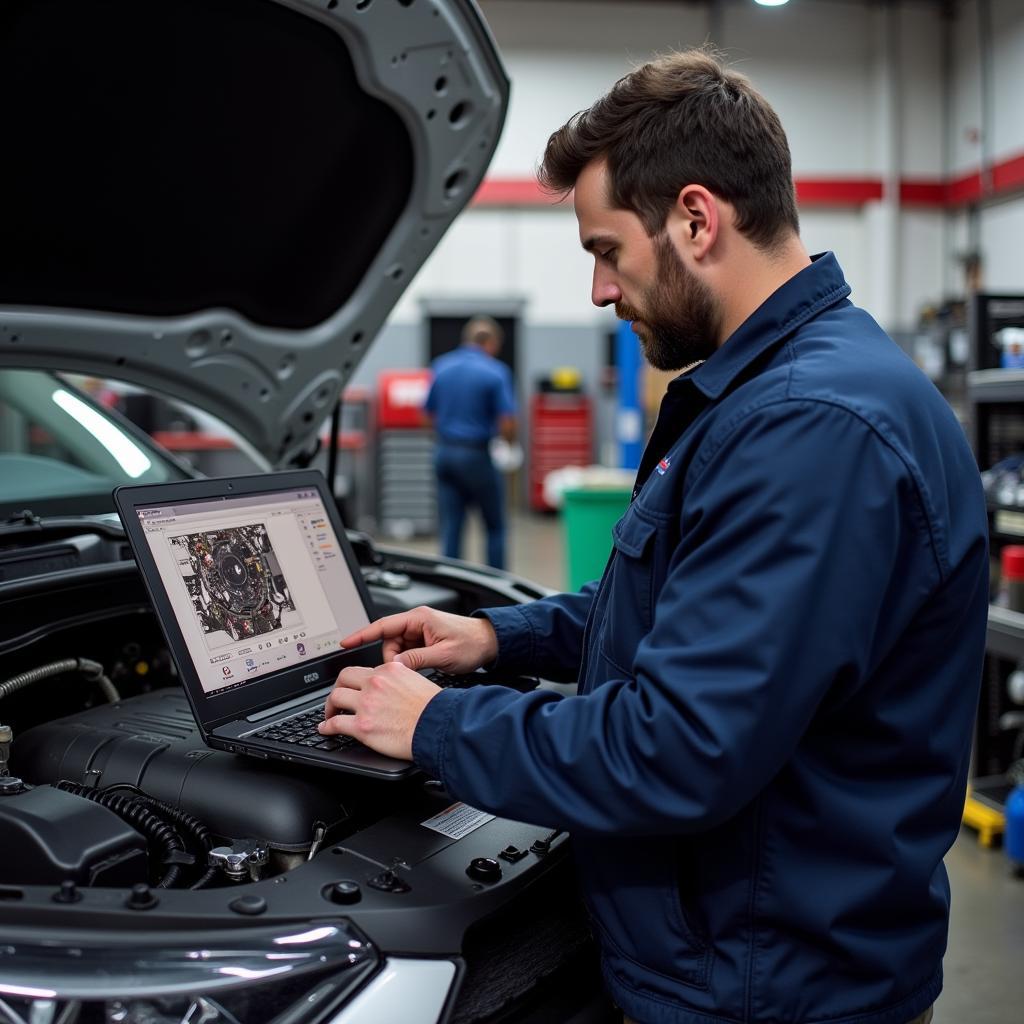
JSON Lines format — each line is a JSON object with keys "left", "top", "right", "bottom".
{"left": 435, "top": 442, "right": 506, "bottom": 569}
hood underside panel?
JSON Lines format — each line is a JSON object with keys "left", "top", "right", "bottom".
{"left": 0, "top": 0, "right": 509, "bottom": 465}
{"left": 2, "top": 0, "right": 413, "bottom": 330}
{"left": 4, "top": 0, "right": 411, "bottom": 329}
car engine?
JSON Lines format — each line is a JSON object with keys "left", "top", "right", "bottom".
{"left": 0, "top": 538, "right": 532, "bottom": 892}
{"left": 8, "top": 687, "right": 359, "bottom": 889}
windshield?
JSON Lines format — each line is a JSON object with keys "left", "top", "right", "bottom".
{"left": 0, "top": 369, "right": 186, "bottom": 517}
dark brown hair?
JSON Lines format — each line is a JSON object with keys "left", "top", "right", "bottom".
{"left": 539, "top": 49, "right": 799, "bottom": 250}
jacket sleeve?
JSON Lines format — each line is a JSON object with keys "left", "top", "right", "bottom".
{"left": 473, "top": 581, "right": 599, "bottom": 682}
{"left": 412, "top": 401, "right": 941, "bottom": 835}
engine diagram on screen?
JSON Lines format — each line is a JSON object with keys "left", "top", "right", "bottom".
{"left": 170, "top": 524, "right": 299, "bottom": 648}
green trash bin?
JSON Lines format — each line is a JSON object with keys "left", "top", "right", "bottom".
{"left": 561, "top": 486, "right": 633, "bottom": 591}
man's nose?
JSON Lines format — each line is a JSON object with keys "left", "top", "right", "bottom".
{"left": 591, "top": 267, "right": 621, "bottom": 308}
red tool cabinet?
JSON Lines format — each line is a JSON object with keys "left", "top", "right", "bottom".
{"left": 528, "top": 393, "right": 593, "bottom": 511}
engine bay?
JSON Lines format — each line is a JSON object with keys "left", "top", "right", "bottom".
{"left": 0, "top": 533, "right": 552, "bottom": 890}
{"left": 0, "top": 529, "right": 608, "bottom": 1022}
{"left": 10, "top": 688, "right": 361, "bottom": 886}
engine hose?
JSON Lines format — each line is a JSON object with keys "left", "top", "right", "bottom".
{"left": 135, "top": 795, "right": 216, "bottom": 879}
{"left": 190, "top": 867, "right": 220, "bottom": 890}
{"left": 0, "top": 659, "right": 78, "bottom": 700}
{"left": 83, "top": 786, "right": 218, "bottom": 887}
{"left": 149, "top": 802, "right": 221, "bottom": 890}
{"left": 0, "top": 658, "right": 120, "bottom": 703}
{"left": 56, "top": 781, "right": 185, "bottom": 888}
{"left": 136, "top": 796, "right": 214, "bottom": 849}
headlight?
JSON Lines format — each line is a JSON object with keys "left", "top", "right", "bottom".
{"left": 0, "top": 919, "right": 378, "bottom": 1024}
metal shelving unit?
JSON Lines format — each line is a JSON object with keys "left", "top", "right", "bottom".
{"left": 968, "top": 368, "right": 1024, "bottom": 404}
{"left": 986, "top": 605, "right": 1024, "bottom": 662}
{"left": 967, "top": 294, "right": 1024, "bottom": 822}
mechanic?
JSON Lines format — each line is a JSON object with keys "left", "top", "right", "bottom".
{"left": 321, "top": 49, "right": 988, "bottom": 1024}
{"left": 423, "top": 316, "right": 518, "bottom": 570}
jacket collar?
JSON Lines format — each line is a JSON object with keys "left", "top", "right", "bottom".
{"left": 687, "top": 251, "right": 851, "bottom": 401}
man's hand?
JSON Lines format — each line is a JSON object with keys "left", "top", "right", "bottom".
{"left": 319, "top": 663, "right": 441, "bottom": 760}
{"left": 340, "top": 606, "right": 498, "bottom": 673}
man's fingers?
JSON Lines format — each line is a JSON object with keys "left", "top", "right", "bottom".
{"left": 340, "top": 611, "right": 425, "bottom": 650}
{"left": 394, "top": 645, "right": 446, "bottom": 671}
{"left": 318, "top": 709, "right": 358, "bottom": 737}
{"left": 382, "top": 639, "right": 406, "bottom": 663}
{"left": 324, "top": 685, "right": 358, "bottom": 717}
{"left": 334, "top": 666, "right": 374, "bottom": 690}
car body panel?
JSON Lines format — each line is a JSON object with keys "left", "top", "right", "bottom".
{"left": 0, "top": 0, "right": 509, "bottom": 467}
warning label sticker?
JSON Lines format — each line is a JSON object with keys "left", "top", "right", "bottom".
{"left": 420, "top": 802, "right": 495, "bottom": 840}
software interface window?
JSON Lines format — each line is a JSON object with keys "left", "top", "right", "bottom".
{"left": 139, "top": 489, "right": 370, "bottom": 694}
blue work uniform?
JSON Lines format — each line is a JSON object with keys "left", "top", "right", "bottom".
{"left": 413, "top": 254, "right": 988, "bottom": 1024}
{"left": 425, "top": 345, "right": 517, "bottom": 569}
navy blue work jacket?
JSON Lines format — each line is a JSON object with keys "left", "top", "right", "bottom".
{"left": 413, "top": 253, "right": 989, "bottom": 1024}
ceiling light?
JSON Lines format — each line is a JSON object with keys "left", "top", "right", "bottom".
{"left": 754, "top": 0, "right": 790, "bottom": 6}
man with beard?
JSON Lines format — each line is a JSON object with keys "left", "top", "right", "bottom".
{"left": 320, "top": 50, "right": 987, "bottom": 1024}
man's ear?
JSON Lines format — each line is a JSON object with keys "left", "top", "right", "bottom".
{"left": 671, "top": 184, "right": 718, "bottom": 261}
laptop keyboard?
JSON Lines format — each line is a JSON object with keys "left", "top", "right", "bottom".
{"left": 251, "top": 670, "right": 478, "bottom": 753}
{"left": 252, "top": 707, "right": 356, "bottom": 751}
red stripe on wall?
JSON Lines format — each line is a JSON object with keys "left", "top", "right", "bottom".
{"left": 993, "top": 152, "right": 1024, "bottom": 195}
{"left": 947, "top": 170, "right": 984, "bottom": 206}
{"left": 472, "top": 178, "right": 568, "bottom": 206}
{"left": 471, "top": 151, "right": 1024, "bottom": 211}
{"left": 794, "top": 179, "right": 883, "bottom": 205}
{"left": 899, "top": 180, "right": 947, "bottom": 205}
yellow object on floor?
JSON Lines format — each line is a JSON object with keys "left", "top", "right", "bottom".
{"left": 963, "top": 790, "right": 1005, "bottom": 847}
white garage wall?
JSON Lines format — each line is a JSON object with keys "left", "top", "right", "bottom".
{"left": 989, "top": 0, "right": 1024, "bottom": 166}
{"left": 385, "top": 0, "right": 954, "bottom": 338}
{"left": 980, "top": 199, "right": 1024, "bottom": 293}
{"left": 383, "top": 0, "right": 1021, "bottom": 359}
{"left": 948, "top": 0, "right": 1024, "bottom": 295}
{"left": 899, "top": 2, "right": 946, "bottom": 179}
{"left": 720, "top": 0, "right": 875, "bottom": 178}
{"left": 950, "top": 0, "right": 984, "bottom": 180}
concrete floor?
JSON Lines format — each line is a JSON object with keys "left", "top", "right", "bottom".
{"left": 939, "top": 832, "right": 1024, "bottom": 1022}
{"left": 394, "top": 509, "right": 1024, "bottom": 1021}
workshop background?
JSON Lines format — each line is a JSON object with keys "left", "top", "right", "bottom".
{"left": 102, "top": 4, "right": 1024, "bottom": 1021}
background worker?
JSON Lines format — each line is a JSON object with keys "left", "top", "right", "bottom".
{"left": 423, "top": 317, "right": 517, "bottom": 569}
{"left": 324, "top": 49, "right": 987, "bottom": 1024}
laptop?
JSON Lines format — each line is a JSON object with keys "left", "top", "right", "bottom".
{"left": 114, "top": 470, "right": 418, "bottom": 780}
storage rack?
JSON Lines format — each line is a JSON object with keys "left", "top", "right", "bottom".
{"left": 528, "top": 392, "right": 593, "bottom": 511}
{"left": 375, "top": 371, "right": 437, "bottom": 539}
{"left": 965, "top": 293, "right": 1024, "bottom": 837}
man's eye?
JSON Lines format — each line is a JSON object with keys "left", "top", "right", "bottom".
{"left": 600, "top": 249, "right": 617, "bottom": 263}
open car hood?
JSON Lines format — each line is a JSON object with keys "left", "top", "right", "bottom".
{"left": 0, "top": 0, "right": 508, "bottom": 466}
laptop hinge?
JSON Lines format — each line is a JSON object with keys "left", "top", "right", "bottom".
{"left": 245, "top": 685, "right": 333, "bottom": 723}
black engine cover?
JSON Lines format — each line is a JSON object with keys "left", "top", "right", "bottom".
{"left": 12, "top": 689, "right": 352, "bottom": 851}
{"left": 0, "top": 784, "right": 147, "bottom": 886}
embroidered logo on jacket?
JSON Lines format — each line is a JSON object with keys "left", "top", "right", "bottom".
{"left": 656, "top": 457, "right": 671, "bottom": 476}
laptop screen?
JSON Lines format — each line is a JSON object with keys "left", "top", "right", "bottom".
{"left": 134, "top": 486, "right": 371, "bottom": 697}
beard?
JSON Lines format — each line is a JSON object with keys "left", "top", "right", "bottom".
{"left": 616, "top": 232, "right": 721, "bottom": 371}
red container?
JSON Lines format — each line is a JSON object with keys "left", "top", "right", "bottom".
{"left": 377, "top": 370, "right": 432, "bottom": 429}
{"left": 1002, "top": 545, "right": 1024, "bottom": 612}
